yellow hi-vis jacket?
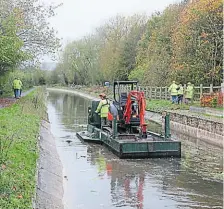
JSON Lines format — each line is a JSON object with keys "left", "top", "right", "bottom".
{"left": 95, "top": 99, "right": 110, "bottom": 118}
{"left": 168, "top": 83, "right": 178, "bottom": 96}
{"left": 185, "top": 85, "right": 194, "bottom": 99}
{"left": 177, "top": 86, "right": 184, "bottom": 95}
{"left": 13, "top": 79, "right": 23, "bottom": 89}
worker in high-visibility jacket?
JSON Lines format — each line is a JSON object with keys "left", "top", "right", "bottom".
{"left": 185, "top": 82, "right": 194, "bottom": 104}
{"left": 12, "top": 78, "right": 23, "bottom": 99}
{"left": 18, "top": 78, "right": 23, "bottom": 97}
{"left": 95, "top": 93, "right": 110, "bottom": 129}
{"left": 177, "top": 84, "right": 184, "bottom": 104}
{"left": 168, "top": 81, "right": 178, "bottom": 104}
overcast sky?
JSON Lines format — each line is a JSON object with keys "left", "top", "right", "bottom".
{"left": 43, "top": 0, "right": 180, "bottom": 61}
{"left": 47, "top": 0, "right": 181, "bottom": 42}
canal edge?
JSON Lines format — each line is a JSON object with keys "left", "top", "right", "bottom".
{"left": 34, "top": 120, "right": 64, "bottom": 209}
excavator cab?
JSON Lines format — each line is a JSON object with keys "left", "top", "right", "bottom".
{"left": 113, "top": 81, "right": 138, "bottom": 119}
{"left": 113, "top": 81, "right": 147, "bottom": 138}
{"left": 113, "top": 81, "right": 138, "bottom": 103}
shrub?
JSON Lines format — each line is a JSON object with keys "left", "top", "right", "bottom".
{"left": 200, "top": 92, "right": 223, "bottom": 108}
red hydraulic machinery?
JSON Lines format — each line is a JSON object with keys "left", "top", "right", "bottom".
{"left": 123, "top": 90, "right": 147, "bottom": 138}
{"left": 112, "top": 81, "right": 148, "bottom": 138}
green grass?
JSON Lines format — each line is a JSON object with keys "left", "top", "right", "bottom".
{"left": 191, "top": 102, "right": 224, "bottom": 111}
{"left": 146, "top": 99, "right": 193, "bottom": 112}
{"left": 202, "top": 113, "right": 223, "bottom": 119}
{"left": 0, "top": 88, "right": 46, "bottom": 208}
{"left": 213, "top": 107, "right": 224, "bottom": 111}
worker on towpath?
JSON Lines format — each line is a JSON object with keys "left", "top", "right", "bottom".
{"left": 177, "top": 84, "right": 184, "bottom": 104}
{"left": 185, "top": 82, "right": 194, "bottom": 104}
{"left": 12, "top": 78, "right": 23, "bottom": 99}
{"left": 168, "top": 81, "right": 178, "bottom": 104}
{"left": 18, "top": 78, "right": 23, "bottom": 97}
{"left": 95, "top": 93, "right": 110, "bottom": 129}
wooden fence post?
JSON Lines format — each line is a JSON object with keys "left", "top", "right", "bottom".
{"left": 159, "top": 87, "right": 162, "bottom": 99}
{"left": 154, "top": 87, "right": 157, "bottom": 99}
{"left": 165, "top": 87, "right": 168, "bottom": 100}
{"left": 183, "top": 84, "right": 186, "bottom": 102}
{"left": 200, "top": 84, "right": 203, "bottom": 98}
{"left": 146, "top": 87, "right": 149, "bottom": 98}
{"left": 210, "top": 84, "right": 213, "bottom": 93}
{"left": 149, "top": 87, "right": 152, "bottom": 98}
{"left": 221, "top": 83, "right": 224, "bottom": 93}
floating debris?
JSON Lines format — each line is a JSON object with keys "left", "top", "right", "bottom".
{"left": 66, "top": 140, "right": 72, "bottom": 144}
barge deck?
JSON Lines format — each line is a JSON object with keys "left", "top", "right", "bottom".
{"left": 76, "top": 124, "right": 181, "bottom": 159}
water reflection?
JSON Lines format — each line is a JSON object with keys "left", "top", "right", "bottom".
{"left": 146, "top": 117, "right": 223, "bottom": 182}
{"left": 47, "top": 91, "right": 223, "bottom": 209}
{"left": 86, "top": 145, "right": 222, "bottom": 209}
{"left": 48, "top": 91, "right": 89, "bottom": 131}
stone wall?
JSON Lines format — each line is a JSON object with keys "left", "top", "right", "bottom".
{"left": 169, "top": 112, "right": 223, "bottom": 148}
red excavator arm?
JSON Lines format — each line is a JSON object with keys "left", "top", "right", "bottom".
{"left": 123, "top": 91, "right": 147, "bottom": 137}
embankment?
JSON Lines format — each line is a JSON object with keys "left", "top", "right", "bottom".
{"left": 0, "top": 87, "right": 64, "bottom": 208}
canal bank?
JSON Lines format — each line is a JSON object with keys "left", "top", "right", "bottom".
{"left": 45, "top": 90, "right": 223, "bottom": 209}
{"left": 0, "top": 88, "right": 61, "bottom": 209}
{"left": 35, "top": 120, "right": 64, "bottom": 209}
{"left": 47, "top": 87, "right": 223, "bottom": 148}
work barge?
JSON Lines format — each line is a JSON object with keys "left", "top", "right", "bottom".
{"left": 76, "top": 81, "right": 181, "bottom": 159}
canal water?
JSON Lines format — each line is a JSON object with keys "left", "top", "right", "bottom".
{"left": 47, "top": 91, "right": 223, "bottom": 209}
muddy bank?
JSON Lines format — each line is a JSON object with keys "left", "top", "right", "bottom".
{"left": 35, "top": 120, "right": 64, "bottom": 209}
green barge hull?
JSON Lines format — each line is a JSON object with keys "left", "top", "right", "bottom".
{"left": 76, "top": 124, "right": 181, "bottom": 159}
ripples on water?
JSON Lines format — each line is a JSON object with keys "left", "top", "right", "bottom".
{"left": 47, "top": 91, "right": 223, "bottom": 209}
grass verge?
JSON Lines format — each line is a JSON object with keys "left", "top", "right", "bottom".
{"left": 146, "top": 99, "right": 193, "bottom": 112}
{"left": 0, "top": 87, "right": 46, "bottom": 209}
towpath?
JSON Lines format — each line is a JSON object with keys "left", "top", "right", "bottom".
{"left": 0, "top": 88, "right": 35, "bottom": 108}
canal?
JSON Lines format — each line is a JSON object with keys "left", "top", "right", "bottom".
{"left": 47, "top": 91, "right": 223, "bottom": 209}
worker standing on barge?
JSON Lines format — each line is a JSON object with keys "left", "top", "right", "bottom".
{"left": 95, "top": 93, "right": 110, "bottom": 129}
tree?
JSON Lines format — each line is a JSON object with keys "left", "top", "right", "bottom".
{"left": 171, "top": 0, "right": 223, "bottom": 85}
{"left": 0, "top": 0, "right": 61, "bottom": 62}
{"left": 0, "top": 0, "right": 61, "bottom": 91}
{"left": 52, "top": 1, "right": 223, "bottom": 87}
{"left": 0, "top": 14, "right": 29, "bottom": 74}
{"left": 116, "top": 15, "right": 147, "bottom": 80}
{"left": 133, "top": 4, "right": 182, "bottom": 86}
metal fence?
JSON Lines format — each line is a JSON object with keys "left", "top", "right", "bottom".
{"left": 112, "top": 84, "right": 222, "bottom": 101}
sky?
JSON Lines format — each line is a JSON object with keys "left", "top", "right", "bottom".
{"left": 43, "top": 0, "right": 180, "bottom": 62}
{"left": 47, "top": 0, "right": 180, "bottom": 43}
